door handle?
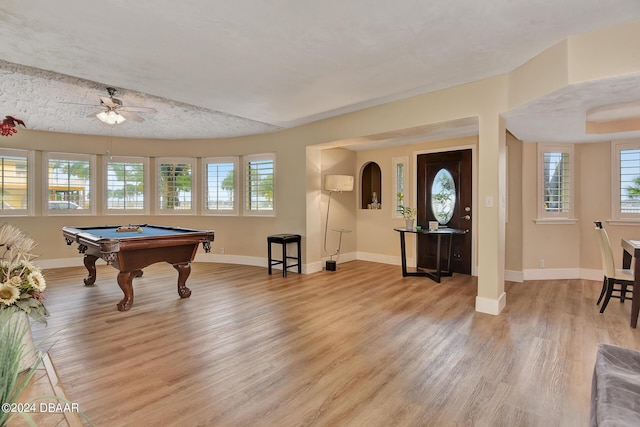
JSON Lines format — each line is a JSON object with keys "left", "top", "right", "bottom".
{"left": 463, "top": 215, "right": 471, "bottom": 220}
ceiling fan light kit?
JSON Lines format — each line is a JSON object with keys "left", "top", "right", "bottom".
{"left": 96, "top": 110, "right": 126, "bottom": 125}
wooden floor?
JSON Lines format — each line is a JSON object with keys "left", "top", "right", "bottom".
{"left": 28, "top": 261, "right": 640, "bottom": 427}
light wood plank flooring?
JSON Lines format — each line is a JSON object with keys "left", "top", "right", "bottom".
{"left": 28, "top": 261, "right": 640, "bottom": 426}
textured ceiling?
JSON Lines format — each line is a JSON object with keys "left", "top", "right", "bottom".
{"left": 0, "top": 0, "right": 640, "bottom": 143}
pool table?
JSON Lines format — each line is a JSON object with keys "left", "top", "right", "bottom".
{"left": 62, "top": 224, "right": 215, "bottom": 311}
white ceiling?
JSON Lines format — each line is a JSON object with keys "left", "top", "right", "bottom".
{"left": 1, "top": 0, "right": 640, "bottom": 144}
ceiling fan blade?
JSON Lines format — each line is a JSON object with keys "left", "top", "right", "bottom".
{"left": 119, "top": 111, "right": 144, "bottom": 122}
{"left": 59, "top": 101, "right": 94, "bottom": 106}
{"left": 86, "top": 111, "right": 100, "bottom": 118}
{"left": 121, "top": 106, "right": 157, "bottom": 113}
{"left": 100, "top": 97, "right": 117, "bottom": 108}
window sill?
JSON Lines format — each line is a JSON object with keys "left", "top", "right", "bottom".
{"left": 607, "top": 219, "right": 640, "bottom": 226}
{"left": 534, "top": 218, "right": 578, "bottom": 225}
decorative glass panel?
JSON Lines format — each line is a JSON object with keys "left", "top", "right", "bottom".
{"left": 395, "top": 162, "right": 404, "bottom": 214}
{"left": 431, "top": 168, "right": 455, "bottom": 224}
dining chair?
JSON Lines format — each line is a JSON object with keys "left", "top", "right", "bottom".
{"left": 594, "top": 221, "right": 634, "bottom": 313}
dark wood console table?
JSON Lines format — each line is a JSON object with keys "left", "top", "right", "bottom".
{"left": 394, "top": 227, "right": 466, "bottom": 283}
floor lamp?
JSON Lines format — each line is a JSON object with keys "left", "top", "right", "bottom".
{"left": 323, "top": 174, "right": 354, "bottom": 271}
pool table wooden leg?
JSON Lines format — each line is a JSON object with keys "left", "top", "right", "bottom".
{"left": 116, "top": 270, "right": 138, "bottom": 311}
{"left": 173, "top": 262, "right": 192, "bottom": 298}
{"left": 83, "top": 254, "right": 98, "bottom": 286}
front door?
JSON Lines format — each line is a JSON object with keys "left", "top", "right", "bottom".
{"left": 417, "top": 149, "right": 472, "bottom": 275}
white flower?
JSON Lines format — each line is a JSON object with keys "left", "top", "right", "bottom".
{"left": 7, "top": 275, "right": 22, "bottom": 287}
{"left": 18, "top": 260, "right": 35, "bottom": 270}
{"left": 27, "top": 270, "right": 46, "bottom": 292}
{"left": 0, "top": 282, "right": 19, "bottom": 305}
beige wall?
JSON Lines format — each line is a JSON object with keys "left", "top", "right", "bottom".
{"left": 320, "top": 148, "right": 357, "bottom": 262}
{"left": 521, "top": 143, "right": 581, "bottom": 271}
{"left": 505, "top": 133, "right": 523, "bottom": 273}
{"left": 579, "top": 142, "right": 612, "bottom": 271}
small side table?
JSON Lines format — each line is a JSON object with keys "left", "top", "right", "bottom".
{"left": 267, "top": 234, "right": 302, "bottom": 277}
{"left": 394, "top": 227, "right": 466, "bottom": 283}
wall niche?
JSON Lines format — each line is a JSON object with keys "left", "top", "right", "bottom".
{"left": 361, "top": 162, "right": 382, "bottom": 209}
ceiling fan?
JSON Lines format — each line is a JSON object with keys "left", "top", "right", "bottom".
{"left": 88, "top": 87, "right": 156, "bottom": 125}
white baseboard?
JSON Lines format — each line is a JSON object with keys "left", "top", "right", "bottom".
{"left": 38, "top": 252, "right": 364, "bottom": 276}
{"left": 581, "top": 269, "right": 604, "bottom": 282}
{"left": 522, "top": 268, "right": 604, "bottom": 281}
{"left": 35, "top": 257, "right": 90, "bottom": 270}
{"left": 476, "top": 292, "right": 506, "bottom": 315}
{"left": 523, "top": 268, "right": 581, "bottom": 281}
{"left": 194, "top": 252, "right": 264, "bottom": 267}
{"left": 356, "top": 251, "right": 404, "bottom": 266}
{"left": 505, "top": 269, "right": 524, "bottom": 283}
{"left": 36, "top": 255, "right": 605, "bottom": 283}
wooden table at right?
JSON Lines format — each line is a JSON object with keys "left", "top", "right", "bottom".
{"left": 621, "top": 238, "right": 640, "bottom": 328}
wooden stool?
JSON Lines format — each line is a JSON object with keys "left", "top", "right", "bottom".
{"left": 267, "top": 234, "right": 302, "bottom": 277}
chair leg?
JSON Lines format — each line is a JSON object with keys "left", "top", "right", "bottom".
{"left": 597, "top": 277, "right": 607, "bottom": 305}
{"left": 282, "top": 241, "right": 288, "bottom": 277}
{"left": 621, "top": 283, "right": 628, "bottom": 302}
{"left": 600, "top": 278, "right": 615, "bottom": 314}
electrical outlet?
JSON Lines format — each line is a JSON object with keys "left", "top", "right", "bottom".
{"left": 539, "top": 259, "right": 544, "bottom": 268}
{"left": 220, "top": 247, "right": 225, "bottom": 254}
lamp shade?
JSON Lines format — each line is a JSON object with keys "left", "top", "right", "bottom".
{"left": 324, "top": 174, "right": 354, "bottom": 192}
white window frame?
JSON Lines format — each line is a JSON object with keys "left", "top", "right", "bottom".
{"left": 202, "top": 156, "right": 239, "bottom": 216}
{"left": 392, "top": 156, "right": 408, "bottom": 219}
{"left": 611, "top": 139, "right": 640, "bottom": 224}
{"left": 243, "top": 153, "right": 275, "bottom": 216}
{"left": 103, "top": 156, "right": 149, "bottom": 215}
{"left": 535, "top": 143, "right": 576, "bottom": 224}
{"left": 155, "top": 157, "right": 196, "bottom": 215}
{"left": 43, "top": 152, "right": 96, "bottom": 216}
{"left": 0, "top": 148, "right": 34, "bottom": 216}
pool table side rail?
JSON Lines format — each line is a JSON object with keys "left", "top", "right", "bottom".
{"left": 62, "top": 225, "right": 215, "bottom": 261}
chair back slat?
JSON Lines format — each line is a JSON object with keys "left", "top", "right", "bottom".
{"left": 596, "top": 226, "right": 617, "bottom": 277}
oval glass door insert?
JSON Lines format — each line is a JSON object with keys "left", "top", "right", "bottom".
{"left": 431, "top": 169, "right": 455, "bottom": 224}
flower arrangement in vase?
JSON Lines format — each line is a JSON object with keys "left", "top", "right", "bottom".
{"left": 0, "top": 224, "right": 48, "bottom": 323}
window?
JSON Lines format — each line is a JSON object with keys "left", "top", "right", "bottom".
{"left": 536, "top": 144, "right": 575, "bottom": 223}
{"left": 0, "top": 148, "right": 32, "bottom": 215}
{"left": 44, "top": 152, "right": 95, "bottom": 215}
{"left": 244, "top": 154, "right": 274, "bottom": 215}
{"left": 392, "top": 157, "right": 408, "bottom": 219}
{"left": 612, "top": 140, "right": 640, "bottom": 221}
{"left": 104, "top": 156, "right": 148, "bottom": 214}
{"left": 156, "top": 158, "right": 194, "bottom": 214}
{"left": 203, "top": 157, "right": 238, "bottom": 215}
